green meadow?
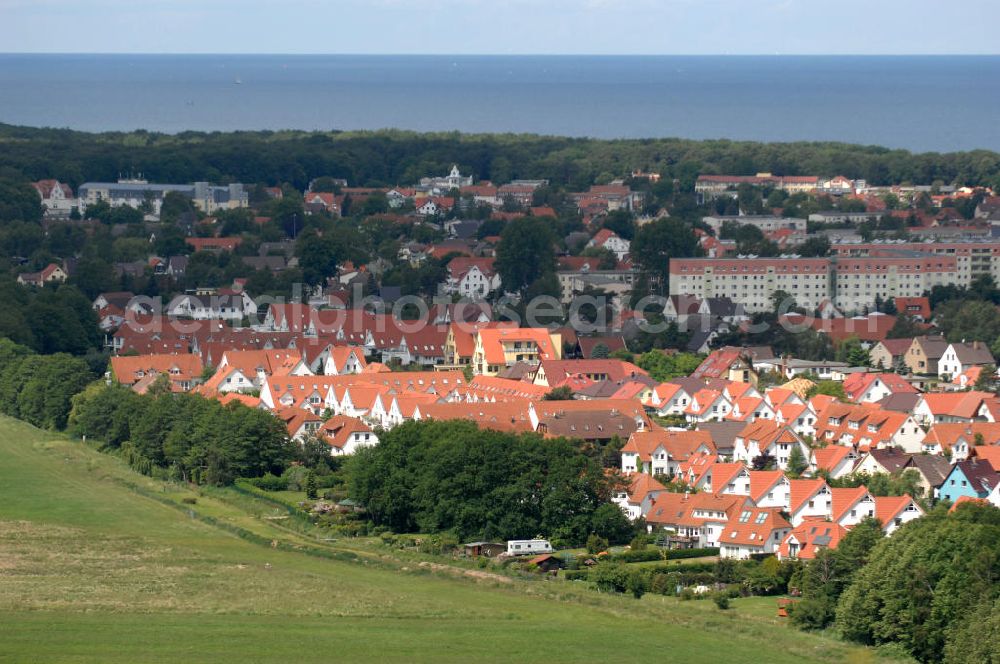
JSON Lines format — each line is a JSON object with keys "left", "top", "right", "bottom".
{"left": 0, "top": 416, "right": 879, "bottom": 663}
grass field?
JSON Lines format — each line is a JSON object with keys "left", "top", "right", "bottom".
{"left": 0, "top": 416, "right": 882, "bottom": 663}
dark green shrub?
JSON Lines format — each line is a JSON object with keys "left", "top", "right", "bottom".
{"left": 248, "top": 473, "right": 288, "bottom": 491}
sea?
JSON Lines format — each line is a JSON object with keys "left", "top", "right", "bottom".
{"left": 1, "top": 54, "right": 999, "bottom": 153}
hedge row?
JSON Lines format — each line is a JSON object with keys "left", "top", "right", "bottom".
{"left": 608, "top": 546, "right": 719, "bottom": 563}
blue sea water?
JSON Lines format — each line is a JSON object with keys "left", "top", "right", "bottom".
{"left": 0, "top": 54, "right": 998, "bottom": 152}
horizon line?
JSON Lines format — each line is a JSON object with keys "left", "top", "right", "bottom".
{"left": 2, "top": 52, "right": 1000, "bottom": 58}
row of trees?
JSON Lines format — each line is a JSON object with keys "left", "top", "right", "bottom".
{"left": 0, "top": 335, "right": 295, "bottom": 486}
{"left": 2, "top": 125, "right": 998, "bottom": 192}
{"left": 0, "top": 339, "right": 94, "bottom": 430}
{"left": 0, "top": 279, "right": 102, "bottom": 356}
{"left": 68, "top": 382, "right": 294, "bottom": 485}
{"left": 345, "top": 420, "right": 634, "bottom": 546}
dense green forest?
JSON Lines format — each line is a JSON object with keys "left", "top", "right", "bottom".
{"left": 346, "top": 419, "right": 633, "bottom": 546}
{"left": 790, "top": 503, "right": 1000, "bottom": 664}
{"left": 2, "top": 123, "right": 1000, "bottom": 190}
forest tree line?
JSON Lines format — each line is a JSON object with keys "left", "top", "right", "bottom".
{"left": 2, "top": 123, "right": 999, "bottom": 192}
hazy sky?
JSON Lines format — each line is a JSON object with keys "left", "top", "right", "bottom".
{"left": 1, "top": 0, "right": 997, "bottom": 55}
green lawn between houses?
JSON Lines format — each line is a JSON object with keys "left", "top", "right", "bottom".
{"left": 0, "top": 416, "right": 880, "bottom": 664}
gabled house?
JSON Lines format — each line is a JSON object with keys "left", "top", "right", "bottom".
{"left": 921, "top": 422, "right": 1000, "bottom": 459}
{"left": 310, "top": 345, "right": 367, "bottom": 376}
{"left": 778, "top": 518, "right": 849, "bottom": 560}
{"left": 684, "top": 389, "right": 732, "bottom": 423}
{"left": 109, "top": 353, "right": 204, "bottom": 393}
{"left": 304, "top": 191, "right": 340, "bottom": 215}
{"left": 901, "top": 454, "right": 953, "bottom": 499}
{"left": 587, "top": 228, "right": 631, "bottom": 260}
{"left": 443, "top": 256, "right": 501, "bottom": 300}
{"left": 905, "top": 335, "right": 949, "bottom": 375}
{"left": 644, "top": 382, "right": 693, "bottom": 417}
{"left": 17, "top": 263, "right": 68, "bottom": 287}
{"left": 643, "top": 492, "right": 751, "bottom": 548}
{"left": 852, "top": 447, "right": 913, "bottom": 477}
{"left": 875, "top": 495, "right": 924, "bottom": 535}
{"left": 937, "top": 341, "right": 995, "bottom": 381}
{"left": 320, "top": 415, "right": 378, "bottom": 456}
{"left": 277, "top": 407, "right": 324, "bottom": 441}
{"left": 663, "top": 294, "right": 703, "bottom": 325}
{"left": 718, "top": 507, "right": 791, "bottom": 560}
{"left": 685, "top": 461, "right": 745, "bottom": 493}
{"left": 748, "top": 470, "right": 791, "bottom": 509}
{"left": 813, "top": 402, "right": 925, "bottom": 453}
{"left": 869, "top": 338, "right": 915, "bottom": 371}
{"left": 619, "top": 429, "right": 716, "bottom": 476}
{"left": 472, "top": 327, "right": 561, "bottom": 376}
{"left": 810, "top": 445, "right": 858, "bottom": 479}
{"left": 830, "top": 486, "right": 877, "bottom": 528}
{"left": 733, "top": 420, "right": 810, "bottom": 471}
{"left": 939, "top": 459, "right": 1000, "bottom": 503}
{"left": 32, "top": 179, "right": 76, "bottom": 217}
{"left": 611, "top": 473, "right": 668, "bottom": 521}
{"left": 788, "top": 478, "right": 833, "bottom": 526}
{"left": 842, "top": 372, "right": 918, "bottom": 404}
{"left": 912, "top": 391, "right": 996, "bottom": 426}
{"left": 691, "top": 347, "right": 757, "bottom": 385}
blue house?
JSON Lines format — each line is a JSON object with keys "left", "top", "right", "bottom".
{"left": 939, "top": 459, "right": 999, "bottom": 503}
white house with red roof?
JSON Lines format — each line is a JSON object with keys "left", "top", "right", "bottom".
{"left": 643, "top": 492, "right": 750, "bottom": 547}
{"left": 443, "top": 256, "right": 501, "bottom": 299}
{"left": 788, "top": 479, "right": 833, "bottom": 526}
{"left": 32, "top": 179, "right": 76, "bottom": 217}
{"left": 912, "top": 391, "right": 998, "bottom": 426}
{"left": 778, "top": 519, "right": 849, "bottom": 561}
{"left": 733, "top": 420, "right": 810, "bottom": 471}
{"left": 303, "top": 192, "right": 340, "bottom": 215}
{"left": 620, "top": 429, "right": 715, "bottom": 475}
{"left": 843, "top": 372, "right": 918, "bottom": 404}
{"left": 830, "top": 486, "right": 878, "bottom": 528}
{"left": 310, "top": 345, "right": 367, "bottom": 375}
{"left": 276, "top": 407, "right": 324, "bottom": 441}
{"left": 746, "top": 470, "right": 791, "bottom": 509}
{"left": 810, "top": 445, "right": 858, "bottom": 479}
{"left": 17, "top": 263, "right": 68, "bottom": 287}
{"left": 684, "top": 388, "right": 732, "bottom": 423}
{"left": 587, "top": 228, "right": 631, "bottom": 260}
{"left": 718, "top": 507, "right": 792, "bottom": 560}
{"left": 611, "top": 473, "right": 668, "bottom": 520}
{"left": 875, "top": 495, "right": 924, "bottom": 535}
{"left": 320, "top": 415, "right": 378, "bottom": 455}
{"left": 644, "top": 382, "right": 692, "bottom": 417}
{"left": 813, "top": 402, "right": 925, "bottom": 453}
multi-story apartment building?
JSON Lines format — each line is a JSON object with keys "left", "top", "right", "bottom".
{"left": 670, "top": 251, "right": 962, "bottom": 313}
{"left": 694, "top": 174, "right": 820, "bottom": 202}
{"left": 78, "top": 178, "right": 248, "bottom": 215}
{"left": 669, "top": 257, "right": 832, "bottom": 313}
{"left": 703, "top": 215, "right": 807, "bottom": 236}
{"left": 832, "top": 241, "right": 1000, "bottom": 286}
{"left": 833, "top": 255, "right": 958, "bottom": 312}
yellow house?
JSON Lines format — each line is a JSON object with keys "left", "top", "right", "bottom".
{"left": 472, "top": 328, "right": 562, "bottom": 376}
